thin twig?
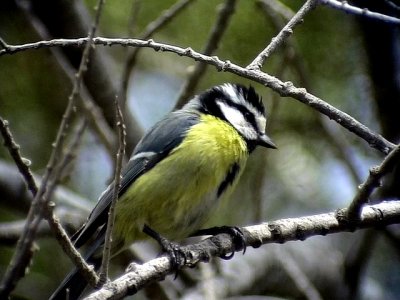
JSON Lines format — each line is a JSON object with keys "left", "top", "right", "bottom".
{"left": 18, "top": 2, "right": 116, "bottom": 157}
{"left": 346, "top": 143, "right": 400, "bottom": 220}
{"left": 0, "top": 118, "right": 98, "bottom": 294}
{"left": 99, "top": 99, "right": 126, "bottom": 285}
{"left": 257, "top": 0, "right": 295, "bottom": 21}
{"left": 0, "top": 160, "right": 92, "bottom": 215}
{"left": 319, "top": 0, "right": 400, "bottom": 24}
{"left": 0, "top": 208, "right": 86, "bottom": 245}
{"left": 127, "top": 0, "right": 142, "bottom": 37}
{"left": 247, "top": 0, "right": 317, "bottom": 70}
{"left": 0, "top": 117, "right": 38, "bottom": 196}
{"left": 384, "top": 0, "right": 400, "bottom": 12}
{"left": 57, "top": 118, "right": 88, "bottom": 182}
{"left": 0, "top": 37, "right": 9, "bottom": 51}
{"left": 0, "top": 37, "right": 395, "bottom": 154}
{"left": 257, "top": 0, "right": 363, "bottom": 185}
{"left": 0, "top": 0, "right": 105, "bottom": 296}
{"left": 46, "top": 208, "right": 100, "bottom": 286}
{"left": 84, "top": 200, "right": 400, "bottom": 299}
{"left": 121, "top": 0, "right": 196, "bottom": 99}
{"left": 274, "top": 248, "right": 323, "bottom": 300}
{"left": 174, "top": 0, "right": 237, "bottom": 108}
{"left": 343, "top": 230, "right": 377, "bottom": 299}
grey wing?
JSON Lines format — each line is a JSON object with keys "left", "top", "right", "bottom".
{"left": 72, "top": 111, "right": 199, "bottom": 248}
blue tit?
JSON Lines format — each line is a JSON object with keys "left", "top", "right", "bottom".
{"left": 50, "top": 83, "right": 276, "bottom": 300}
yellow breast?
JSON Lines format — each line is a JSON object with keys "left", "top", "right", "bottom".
{"left": 113, "top": 114, "right": 248, "bottom": 245}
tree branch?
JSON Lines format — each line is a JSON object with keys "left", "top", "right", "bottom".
{"left": 84, "top": 200, "right": 400, "bottom": 300}
{"left": 16, "top": 1, "right": 116, "bottom": 157}
{"left": 346, "top": 143, "right": 400, "bottom": 220}
{"left": 99, "top": 100, "right": 126, "bottom": 285}
{"left": 247, "top": 0, "right": 318, "bottom": 70}
{"left": 0, "top": 118, "right": 38, "bottom": 197}
{"left": 121, "top": 0, "right": 196, "bottom": 99}
{"left": 0, "top": 160, "right": 92, "bottom": 214}
{"left": 0, "top": 0, "right": 105, "bottom": 295}
{"left": 274, "top": 248, "right": 323, "bottom": 300}
{"left": 319, "top": 0, "right": 400, "bottom": 24}
{"left": 0, "top": 37, "right": 393, "bottom": 154}
{"left": 174, "top": 0, "right": 237, "bottom": 108}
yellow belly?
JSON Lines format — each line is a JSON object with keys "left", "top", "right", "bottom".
{"left": 113, "top": 114, "right": 248, "bottom": 246}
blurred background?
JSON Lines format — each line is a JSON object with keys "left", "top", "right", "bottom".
{"left": 1, "top": 0, "right": 400, "bottom": 299}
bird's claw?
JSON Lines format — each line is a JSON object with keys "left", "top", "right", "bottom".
{"left": 142, "top": 224, "right": 186, "bottom": 278}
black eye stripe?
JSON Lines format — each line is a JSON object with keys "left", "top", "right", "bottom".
{"left": 227, "top": 102, "right": 258, "bottom": 129}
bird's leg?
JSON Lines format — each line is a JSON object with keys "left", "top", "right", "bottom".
{"left": 191, "top": 226, "right": 246, "bottom": 259}
{"left": 142, "top": 224, "right": 186, "bottom": 275}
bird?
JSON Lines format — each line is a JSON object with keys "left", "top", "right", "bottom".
{"left": 49, "top": 83, "right": 276, "bottom": 299}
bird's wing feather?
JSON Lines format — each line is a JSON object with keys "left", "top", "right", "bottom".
{"left": 72, "top": 111, "right": 199, "bottom": 248}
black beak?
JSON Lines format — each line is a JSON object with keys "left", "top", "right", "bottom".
{"left": 258, "top": 134, "right": 277, "bottom": 149}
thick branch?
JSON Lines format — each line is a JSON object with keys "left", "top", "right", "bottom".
{"left": 84, "top": 200, "right": 400, "bottom": 300}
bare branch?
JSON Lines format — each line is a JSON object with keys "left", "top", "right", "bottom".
{"left": 84, "top": 200, "right": 400, "bottom": 299}
{"left": 0, "top": 36, "right": 9, "bottom": 51}
{"left": 17, "top": 0, "right": 142, "bottom": 154}
{"left": 127, "top": 0, "right": 141, "bottom": 36}
{"left": 0, "top": 160, "right": 92, "bottom": 214}
{"left": 0, "top": 208, "right": 86, "bottom": 245}
{"left": 0, "top": 118, "right": 97, "bottom": 294}
{"left": 247, "top": 0, "right": 318, "bottom": 70}
{"left": 346, "top": 143, "right": 400, "bottom": 220}
{"left": 0, "top": 0, "right": 105, "bottom": 295}
{"left": 0, "top": 37, "right": 394, "bottom": 154}
{"left": 99, "top": 99, "right": 126, "bottom": 285}
{"left": 0, "top": 117, "right": 38, "bottom": 197}
{"left": 257, "top": 0, "right": 363, "bottom": 185}
{"left": 384, "top": 0, "right": 400, "bottom": 12}
{"left": 274, "top": 248, "right": 323, "bottom": 300}
{"left": 121, "top": 0, "right": 196, "bottom": 98}
{"left": 57, "top": 119, "right": 87, "bottom": 182}
{"left": 257, "top": 0, "right": 295, "bottom": 21}
{"left": 174, "top": 0, "right": 237, "bottom": 108}
{"left": 17, "top": 3, "right": 116, "bottom": 157}
{"left": 319, "top": 0, "right": 400, "bottom": 24}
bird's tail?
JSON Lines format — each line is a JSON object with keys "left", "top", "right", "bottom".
{"left": 49, "top": 232, "right": 104, "bottom": 300}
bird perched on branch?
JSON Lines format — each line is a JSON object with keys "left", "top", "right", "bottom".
{"left": 50, "top": 83, "right": 276, "bottom": 299}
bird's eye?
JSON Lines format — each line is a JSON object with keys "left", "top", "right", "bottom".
{"left": 244, "top": 111, "right": 251, "bottom": 119}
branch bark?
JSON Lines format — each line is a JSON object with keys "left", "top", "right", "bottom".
{"left": 0, "top": 37, "right": 394, "bottom": 154}
{"left": 84, "top": 200, "right": 400, "bottom": 300}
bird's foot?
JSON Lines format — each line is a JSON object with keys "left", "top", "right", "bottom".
{"left": 143, "top": 224, "right": 186, "bottom": 277}
{"left": 191, "top": 226, "right": 246, "bottom": 260}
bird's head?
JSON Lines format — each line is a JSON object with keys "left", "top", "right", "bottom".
{"left": 187, "top": 83, "right": 276, "bottom": 152}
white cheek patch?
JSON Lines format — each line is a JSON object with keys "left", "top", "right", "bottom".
{"left": 256, "top": 114, "right": 266, "bottom": 134}
{"left": 217, "top": 101, "right": 258, "bottom": 140}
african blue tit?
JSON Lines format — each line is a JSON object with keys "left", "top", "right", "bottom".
{"left": 50, "top": 83, "right": 276, "bottom": 300}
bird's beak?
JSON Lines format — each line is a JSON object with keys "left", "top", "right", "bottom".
{"left": 258, "top": 133, "right": 277, "bottom": 149}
